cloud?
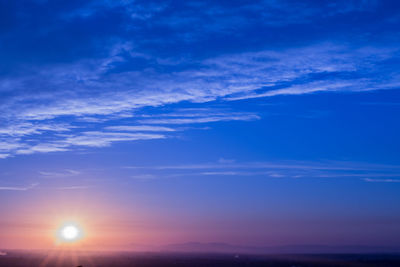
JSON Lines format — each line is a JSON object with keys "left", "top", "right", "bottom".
{"left": 363, "top": 178, "right": 400, "bottom": 183}
{"left": 21, "top": 45, "right": 400, "bottom": 109}
{"left": 39, "top": 169, "right": 81, "bottom": 178}
{"left": 0, "top": 108, "right": 259, "bottom": 158}
{"left": 0, "top": 0, "right": 399, "bottom": 159}
{"left": 104, "top": 125, "right": 176, "bottom": 132}
{"left": 117, "top": 0, "right": 379, "bottom": 40}
{"left": 218, "top": 158, "right": 236, "bottom": 164}
{"left": 197, "top": 171, "right": 284, "bottom": 177}
{"left": 55, "top": 185, "right": 91, "bottom": 190}
{"left": 0, "top": 183, "right": 39, "bottom": 191}
{"left": 131, "top": 174, "right": 157, "bottom": 180}
{"left": 200, "top": 171, "right": 244, "bottom": 176}
{"left": 139, "top": 114, "right": 260, "bottom": 125}
{"left": 130, "top": 160, "right": 394, "bottom": 171}
{"left": 3, "top": 43, "right": 398, "bottom": 123}
{"left": 1, "top": 130, "right": 167, "bottom": 158}
{"left": 0, "top": 122, "right": 72, "bottom": 137}
{"left": 16, "top": 143, "right": 69, "bottom": 155}
{"left": 61, "top": 131, "right": 166, "bottom": 147}
{"left": 137, "top": 109, "right": 260, "bottom": 125}
{"left": 125, "top": 160, "right": 400, "bottom": 180}
{"left": 361, "top": 102, "right": 400, "bottom": 106}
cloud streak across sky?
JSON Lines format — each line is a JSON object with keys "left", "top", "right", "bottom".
{"left": 124, "top": 159, "right": 400, "bottom": 183}
{"left": 0, "top": 0, "right": 399, "bottom": 159}
{"left": 0, "top": 183, "right": 38, "bottom": 191}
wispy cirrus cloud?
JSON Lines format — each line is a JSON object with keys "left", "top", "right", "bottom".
{"left": 125, "top": 159, "right": 400, "bottom": 181}
{"left": 0, "top": 102, "right": 258, "bottom": 158}
{"left": 61, "top": 131, "right": 166, "bottom": 147}
{"left": 39, "top": 169, "right": 81, "bottom": 178}
{"left": 0, "top": 153, "right": 10, "bottom": 159}
{"left": 0, "top": 1, "right": 399, "bottom": 159}
{"left": 0, "top": 122, "right": 73, "bottom": 137}
{"left": 0, "top": 183, "right": 39, "bottom": 191}
{"left": 104, "top": 125, "right": 176, "bottom": 132}
{"left": 55, "top": 185, "right": 91, "bottom": 190}
{"left": 127, "top": 160, "right": 400, "bottom": 171}
{"left": 3, "top": 43, "right": 398, "bottom": 123}
{"left": 139, "top": 114, "right": 260, "bottom": 125}
{"left": 363, "top": 178, "right": 400, "bottom": 183}
{"left": 15, "top": 143, "right": 69, "bottom": 155}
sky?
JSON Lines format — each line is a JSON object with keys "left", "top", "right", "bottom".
{"left": 0, "top": 0, "right": 400, "bottom": 250}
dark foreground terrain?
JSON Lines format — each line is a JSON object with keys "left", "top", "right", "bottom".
{"left": 1, "top": 251, "right": 400, "bottom": 267}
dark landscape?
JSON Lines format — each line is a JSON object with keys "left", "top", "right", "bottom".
{"left": 1, "top": 250, "right": 400, "bottom": 267}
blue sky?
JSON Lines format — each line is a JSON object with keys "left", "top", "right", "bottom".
{"left": 0, "top": 0, "right": 400, "bottom": 249}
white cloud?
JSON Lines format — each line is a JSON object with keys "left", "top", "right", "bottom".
{"left": 4, "top": 43, "right": 397, "bottom": 122}
{"left": 0, "top": 43, "right": 399, "bottom": 159}
{"left": 363, "top": 178, "right": 400, "bottom": 183}
{"left": 131, "top": 161, "right": 380, "bottom": 171}
{"left": 139, "top": 114, "right": 260, "bottom": 125}
{"left": 62, "top": 131, "right": 166, "bottom": 147}
{"left": 40, "top": 169, "right": 81, "bottom": 177}
{"left": 218, "top": 158, "right": 236, "bottom": 164}
{"left": 0, "top": 153, "right": 10, "bottom": 159}
{"left": 200, "top": 171, "right": 240, "bottom": 176}
{"left": 125, "top": 160, "right": 400, "bottom": 180}
{"left": 131, "top": 174, "right": 157, "bottom": 180}
{"left": 16, "top": 143, "right": 69, "bottom": 155}
{"left": 55, "top": 185, "right": 91, "bottom": 190}
{"left": 0, "top": 183, "right": 39, "bottom": 191}
{"left": 104, "top": 125, "right": 176, "bottom": 132}
{"left": 0, "top": 122, "right": 72, "bottom": 137}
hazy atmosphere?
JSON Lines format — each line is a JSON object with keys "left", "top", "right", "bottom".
{"left": 0, "top": 0, "right": 400, "bottom": 261}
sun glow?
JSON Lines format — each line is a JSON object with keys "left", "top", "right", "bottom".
{"left": 56, "top": 222, "right": 84, "bottom": 243}
{"left": 62, "top": 225, "right": 79, "bottom": 240}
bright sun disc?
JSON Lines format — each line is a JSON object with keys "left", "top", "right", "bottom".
{"left": 62, "top": 225, "right": 79, "bottom": 240}
{"left": 57, "top": 222, "right": 84, "bottom": 243}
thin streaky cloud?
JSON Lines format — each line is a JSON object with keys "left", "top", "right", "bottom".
{"left": 4, "top": 44, "right": 398, "bottom": 124}
{"left": 39, "top": 169, "right": 81, "bottom": 177}
{"left": 360, "top": 102, "right": 400, "bottom": 106}
{"left": 126, "top": 160, "right": 400, "bottom": 172}
{"left": 61, "top": 131, "right": 166, "bottom": 147}
{"left": 131, "top": 174, "right": 157, "bottom": 180}
{"left": 0, "top": 122, "right": 73, "bottom": 137}
{"left": 200, "top": 171, "right": 240, "bottom": 176}
{"left": 16, "top": 143, "right": 69, "bottom": 155}
{"left": 55, "top": 185, "right": 91, "bottom": 190}
{"left": 138, "top": 109, "right": 253, "bottom": 118}
{"left": 124, "top": 160, "right": 400, "bottom": 181}
{"left": 104, "top": 125, "right": 176, "bottom": 132}
{"left": 197, "top": 171, "right": 286, "bottom": 177}
{"left": 139, "top": 114, "right": 260, "bottom": 125}
{"left": 0, "top": 2, "right": 399, "bottom": 161}
{"left": 0, "top": 183, "right": 39, "bottom": 191}
{"left": 363, "top": 178, "right": 400, "bottom": 183}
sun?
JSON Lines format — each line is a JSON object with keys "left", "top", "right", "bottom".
{"left": 56, "top": 222, "right": 84, "bottom": 243}
{"left": 62, "top": 225, "right": 79, "bottom": 240}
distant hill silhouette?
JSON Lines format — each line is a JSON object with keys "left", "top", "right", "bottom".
{"left": 128, "top": 242, "right": 400, "bottom": 254}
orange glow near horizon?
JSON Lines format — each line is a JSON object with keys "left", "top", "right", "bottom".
{"left": 0, "top": 189, "right": 208, "bottom": 251}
